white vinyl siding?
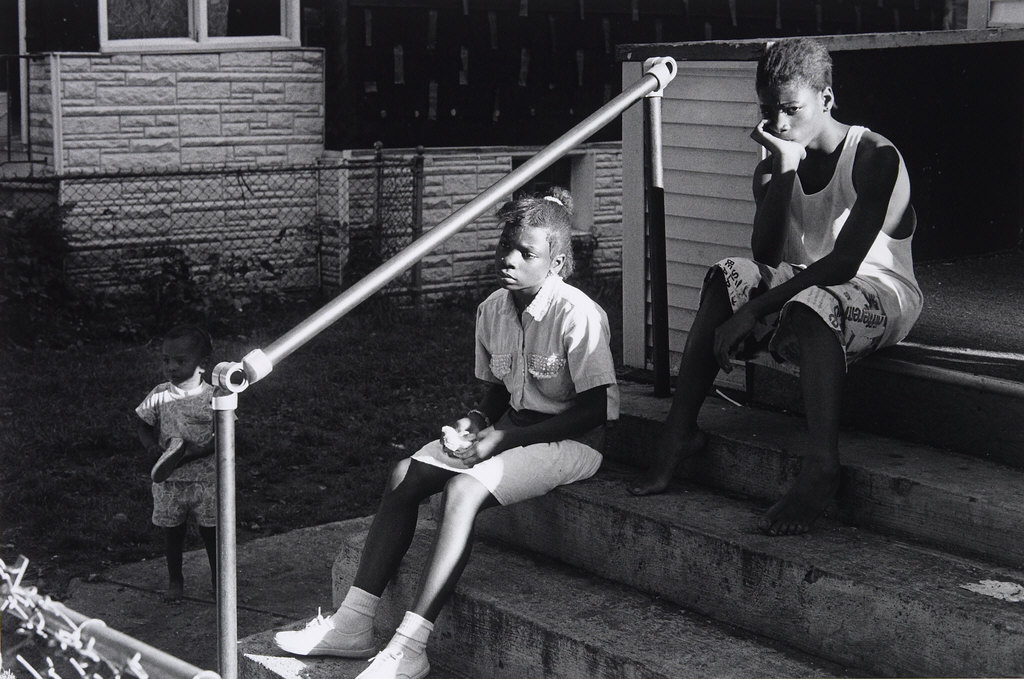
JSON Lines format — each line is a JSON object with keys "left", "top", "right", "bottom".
{"left": 622, "top": 60, "right": 760, "bottom": 370}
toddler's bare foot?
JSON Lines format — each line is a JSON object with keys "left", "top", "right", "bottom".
{"left": 758, "top": 458, "right": 840, "bottom": 536}
{"left": 163, "top": 580, "right": 184, "bottom": 603}
{"left": 629, "top": 430, "right": 707, "bottom": 496}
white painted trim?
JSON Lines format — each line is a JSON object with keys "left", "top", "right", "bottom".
{"left": 50, "top": 54, "right": 63, "bottom": 174}
{"left": 967, "top": 0, "right": 991, "bottom": 27}
{"left": 97, "top": 0, "right": 109, "bottom": 44}
{"left": 621, "top": 60, "right": 647, "bottom": 369}
{"left": 989, "top": 0, "right": 1024, "bottom": 25}
{"left": 195, "top": 0, "right": 208, "bottom": 42}
{"left": 18, "top": 0, "right": 28, "bottom": 147}
{"left": 98, "top": 0, "right": 301, "bottom": 53}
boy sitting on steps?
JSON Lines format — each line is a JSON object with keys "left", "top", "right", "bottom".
{"left": 629, "top": 38, "right": 923, "bottom": 536}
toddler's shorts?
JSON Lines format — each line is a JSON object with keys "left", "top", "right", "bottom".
{"left": 152, "top": 479, "right": 217, "bottom": 528}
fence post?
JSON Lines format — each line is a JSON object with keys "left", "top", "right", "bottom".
{"left": 411, "top": 146, "right": 425, "bottom": 306}
{"left": 373, "top": 141, "right": 384, "bottom": 263}
{"left": 315, "top": 165, "right": 324, "bottom": 296}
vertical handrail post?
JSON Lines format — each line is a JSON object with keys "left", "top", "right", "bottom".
{"left": 211, "top": 381, "right": 242, "bottom": 679}
{"left": 644, "top": 58, "right": 672, "bottom": 397}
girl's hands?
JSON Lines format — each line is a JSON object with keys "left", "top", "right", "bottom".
{"left": 713, "top": 306, "right": 758, "bottom": 372}
{"left": 455, "top": 427, "right": 505, "bottom": 467}
{"left": 751, "top": 120, "right": 807, "bottom": 171}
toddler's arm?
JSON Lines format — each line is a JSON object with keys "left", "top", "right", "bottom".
{"left": 137, "top": 420, "right": 161, "bottom": 458}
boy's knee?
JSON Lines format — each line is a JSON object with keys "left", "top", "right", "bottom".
{"left": 787, "top": 301, "right": 825, "bottom": 331}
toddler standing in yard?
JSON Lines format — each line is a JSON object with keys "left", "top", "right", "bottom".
{"left": 630, "top": 37, "right": 923, "bottom": 536}
{"left": 274, "top": 187, "right": 619, "bottom": 679}
{"left": 136, "top": 323, "right": 217, "bottom": 602}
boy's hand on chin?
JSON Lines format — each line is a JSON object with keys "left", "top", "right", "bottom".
{"left": 751, "top": 120, "right": 807, "bottom": 168}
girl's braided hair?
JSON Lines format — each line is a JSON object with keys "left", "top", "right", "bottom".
{"left": 496, "top": 186, "right": 576, "bottom": 279}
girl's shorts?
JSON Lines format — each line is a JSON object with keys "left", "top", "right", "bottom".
{"left": 710, "top": 257, "right": 891, "bottom": 368}
{"left": 410, "top": 417, "right": 604, "bottom": 506}
{"left": 152, "top": 480, "right": 217, "bottom": 528}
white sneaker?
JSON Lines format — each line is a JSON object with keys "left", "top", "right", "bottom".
{"left": 151, "top": 438, "right": 185, "bottom": 483}
{"left": 273, "top": 611, "right": 376, "bottom": 658}
{"left": 356, "top": 649, "right": 430, "bottom": 679}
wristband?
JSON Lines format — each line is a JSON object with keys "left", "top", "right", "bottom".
{"left": 467, "top": 409, "right": 491, "bottom": 428}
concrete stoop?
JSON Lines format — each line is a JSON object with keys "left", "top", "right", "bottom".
{"left": 607, "top": 383, "right": 1024, "bottom": 568}
{"left": 745, "top": 353, "right": 1024, "bottom": 467}
{"left": 239, "top": 519, "right": 854, "bottom": 679}
{"left": 477, "top": 473, "right": 1024, "bottom": 678}
{"left": 239, "top": 379, "right": 1024, "bottom": 678}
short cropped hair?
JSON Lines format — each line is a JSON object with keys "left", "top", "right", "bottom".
{"left": 756, "top": 38, "right": 833, "bottom": 94}
{"left": 496, "top": 186, "right": 576, "bottom": 279}
{"left": 164, "top": 324, "right": 213, "bottom": 357}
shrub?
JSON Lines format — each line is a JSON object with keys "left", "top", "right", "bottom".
{"left": 0, "top": 204, "right": 86, "bottom": 347}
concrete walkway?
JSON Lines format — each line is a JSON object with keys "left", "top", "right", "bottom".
{"left": 61, "top": 519, "right": 372, "bottom": 674}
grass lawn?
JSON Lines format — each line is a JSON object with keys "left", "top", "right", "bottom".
{"left": 0, "top": 279, "right": 622, "bottom": 600}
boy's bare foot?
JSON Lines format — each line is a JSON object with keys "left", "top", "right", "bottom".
{"left": 628, "top": 430, "right": 707, "bottom": 496}
{"left": 758, "top": 459, "right": 840, "bottom": 536}
{"left": 163, "top": 580, "right": 184, "bottom": 603}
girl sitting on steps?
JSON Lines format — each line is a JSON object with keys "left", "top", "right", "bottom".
{"left": 275, "top": 186, "right": 619, "bottom": 679}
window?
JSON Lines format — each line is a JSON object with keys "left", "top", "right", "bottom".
{"left": 98, "top": 0, "right": 300, "bottom": 52}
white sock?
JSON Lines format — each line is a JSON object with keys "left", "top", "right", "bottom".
{"left": 330, "top": 586, "right": 379, "bottom": 630}
{"left": 390, "top": 610, "right": 433, "bottom": 657}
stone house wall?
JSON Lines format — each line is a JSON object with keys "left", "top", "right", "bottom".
{"left": 19, "top": 48, "right": 625, "bottom": 299}
{"left": 30, "top": 48, "right": 325, "bottom": 172}
{"left": 328, "top": 142, "right": 624, "bottom": 299}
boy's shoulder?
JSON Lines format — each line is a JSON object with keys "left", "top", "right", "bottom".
{"left": 854, "top": 127, "right": 901, "bottom": 161}
{"left": 852, "top": 127, "right": 903, "bottom": 183}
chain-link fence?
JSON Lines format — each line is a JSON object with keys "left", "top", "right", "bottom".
{"left": 0, "top": 152, "right": 425, "bottom": 313}
{"left": 1, "top": 556, "right": 217, "bottom": 679}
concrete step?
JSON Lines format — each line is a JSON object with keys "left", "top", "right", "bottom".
{"left": 475, "top": 471, "right": 1024, "bottom": 678}
{"left": 744, "top": 351, "right": 1024, "bottom": 467}
{"left": 328, "top": 521, "right": 852, "bottom": 678}
{"left": 240, "top": 521, "right": 852, "bottom": 678}
{"left": 608, "top": 382, "right": 1024, "bottom": 569}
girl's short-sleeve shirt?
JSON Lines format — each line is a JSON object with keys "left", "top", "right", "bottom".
{"left": 474, "top": 275, "right": 619, "bottom": 421}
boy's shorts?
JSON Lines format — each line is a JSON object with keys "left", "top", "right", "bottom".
{"left": 410, "top": 415, "right": 603, "bottom": 506}
{"left": 152, "top": 480, "right": 217, "bottom": 528}
{"left": 710, "top": 257, "right": 891, "bottom": 369}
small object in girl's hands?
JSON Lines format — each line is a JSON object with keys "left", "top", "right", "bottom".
{"left": 441, "top": 426, "right": 475, "bottom": 456}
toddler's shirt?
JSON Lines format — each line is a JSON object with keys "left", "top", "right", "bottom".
{"left": 136, "top": 381, "right": 215, "bottom": 483}
{"left": 475, "top": 275, "right": 619, "bottom": 422}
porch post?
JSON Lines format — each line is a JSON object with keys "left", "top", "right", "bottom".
{"left": 643, "top": 58, "right": 671, "bottom": 397}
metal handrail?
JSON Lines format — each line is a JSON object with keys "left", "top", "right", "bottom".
{"left": 209, "top": 56, "right": 678, "bottom": 679}
{"left": 1, "top": 556, "right": 219, "bottom": 679}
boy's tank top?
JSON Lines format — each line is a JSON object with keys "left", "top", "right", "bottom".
{"left": 784, "top": 124, "right": 923, "bottom": 342}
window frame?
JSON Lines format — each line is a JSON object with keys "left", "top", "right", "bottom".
{"left": 97, "top": 0, "right": 300, "bottom": 53}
